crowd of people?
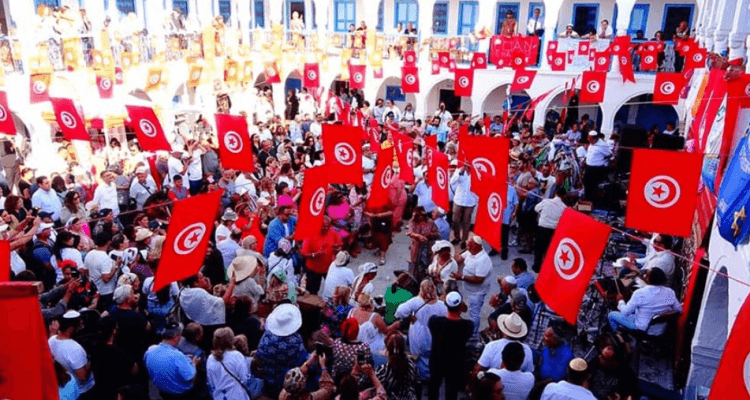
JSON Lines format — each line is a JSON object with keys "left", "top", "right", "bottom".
{"left": 1, "top": 79, "right": 687, "bottom": 400}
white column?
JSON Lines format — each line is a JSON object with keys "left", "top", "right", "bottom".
{"left": 314, "top": 0, "right": 327, "bottom": 48}
{"left": 697, "top": 0, "right": 716, "bottom": 46}
{"left": 711, "top": 0, "right": 734, "bottom": 53}
{"left": 237, "top": 0, "right": 252, "bottom": 44}
{"left": 269, "top": 0, "right": 283, "bottom": 25}
{"left": 383, "top": 0, "right": 394, "bottom": 32}
{"left": 476, "top": 0, "right": 496, "bottom": 37}
{"left": 6, "top": 1, "right": 34, "bottom": 73}
{"left": 144, "top": 0, "right": 166, "bottom": 35}
{"left": 539, "top": 0, "right": 563, "bottom": 71}
{"left": 728, "top": 0, "right": 750, "bottom": 61}
{"left": 196, "top": 0, "right": 214, "bottom": 28}
{"left": 615, "top": 0, "right": 635, "bottom": 37}
{"left": 361, "top": 0, "right": 380, "bottom": 33}
{"left": 705, "top": 0, "right": 721, "bottom": 50}
{"left": 418, "top": 0, "right": 435, "bottom": 38}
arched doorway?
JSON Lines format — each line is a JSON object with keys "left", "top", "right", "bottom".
{"left": 285, "top": 70, "right": 302, "bottom": 95}
{"left": 329, "top": 74, "right": 348, "bottom": 95}
{"left": 481, "top": 84, "right": 530, "bottom": 118}
{"left": 376, "top": 77, "right": 416, "bottom": 110}
{"left": 614, "top": 93, "right": 680, "bottom": 134}
{"left": 425, "top": 79, "right": 473, "bottom": 116}
{"left": 687, "top": 264, "right": 728, "bottom": 389}
{"left": 545, "top": 90, "right": 603, "bottom": 129}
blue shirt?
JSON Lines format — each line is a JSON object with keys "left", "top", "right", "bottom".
{"left": 31, "top": 188, "right": 62, "bottom": 221}
{"left": 514, "top": 271, "right": 535, "bottom": 290}
{"left": 263, "top": 217, "right": 298, "bottom": 257}
{"left": 539, "top": 342, "right": 574, "bottom": 382}
{"left": 414, "top": 181, "right": 436, "bottom": 212}
{"left": 434, "top": 217, "right": 451, "bottom": 241}
{"left": 144, "top": 343, "right": 196, "bottom": 395}
{"left": 503, "top": 185, "right": 519, "bottom": 225}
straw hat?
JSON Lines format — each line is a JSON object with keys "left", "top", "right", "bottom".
{"left": 227, "top": 256, "right": 259, "bottom": 282}
{"left": 496, "top": 312, "right": 528, "bottom": 339}
{"left": 135, "top": 228, "right": 153, "bottom": 242}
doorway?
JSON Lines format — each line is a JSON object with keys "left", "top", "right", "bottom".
{"left": 662, "top": 4, "right": 693, "bottom": 38}
{"left": 572, "top": 4, "right": 599, "bottom": 36}
{"left": 439, "top": 89, "right": 462, "bottom": 114}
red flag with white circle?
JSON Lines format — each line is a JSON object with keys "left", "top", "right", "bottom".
{"left": 125, "top": 105, "right": 171, "bottom": 152}
{"left": 50, "top": 98, "right": 90, "bottom": 141}
{"left": 322, "top": 124, "right": 363, "bottom": 185}
{"left": 593, "top": 51, "right": 611, "bottom": 72}
{"left": 640, "top": 50, "right": 659, "bottom": 70}
{"left": 684, "top": 48, "right": 707, "bottom": 70}
{"left": 215, "top": 113, "right": 255, "bottom": 173}
{"left": 653, "top": 73, "right": 686, "bottom": 105}
{"left": 580, "top": 71, "right": 607, "bottom": 103}
{"left": 294, "top": 166, "right": 329, "bottom": 241}
{"left": 96, "top": 74, "right": 114, "bottom": 99}
{"left": 459, "top": 133, "right": 509, "bottom": 186}
{"left": 303, "top": 63, "right": 320, "bottom": 88}
{"left": 618, "top": 53, "right": 636, "bottom": 83}
{"left": 511, "top": 52, "right": 526, "bottom": 70}
{"left": 403, "top": 51, "right": 417, "bottom": 67}
{"left": 625, "top": 149, "right": 702, "bottom": 237}
{"left": 401, "top": 66, "right": 420, "bottom": 93}
{"left": 29, "top": 73, "right": 50, "bottom": 104}
{"left": 577, "top": 41, "right": 590, "bottom": 55}
{"left": 454, "top": 68, "right": 474, "bottom": 97}
{"left": 152, "top": 190, "right": 224, "bottom": 291}
{"left": 549, "top": 51, "right": 566, "bottom": 71}
{"left": 473, "top": 174, "right": 505, "bottom": 251}
{"left": 537, "top": 209, "right": 612, "bottom": 324}
{"left": 438, "top": 52, "right": 450, "bottom": 68}
{"left": 429, "top": 150, "right": 450, "bottom": 210}
{"left": 471, "top": 52, "right": 487, "bottom": 70}
{"left": 349, "top": 63, "right": 366, "bottom": 89}
{"left": 707, "top": 294, "right": 750, "bottom": 400}
{"left": 431, "top": 59, "right": 440, "bottom": 75}
{"left": 0, "top": 91, "right": 16, "bottom": 135}
{"left": 511, "top": 69, "right": 536, "bottom": 92}
{"left": 264, "top": 62, "right": 281, "bottom": 83}
{"left": 367, "top": 148, "right": 395, "bottom": 209}
{"left": 393, "top": 132, "right": 415, "bottom": 184}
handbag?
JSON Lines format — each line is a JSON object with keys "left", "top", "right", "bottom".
{"left": 165, "top": 288, "right": 185, "bottom": 325}
{"left": 218, "top": 358, "right": 260, "bottom": 398}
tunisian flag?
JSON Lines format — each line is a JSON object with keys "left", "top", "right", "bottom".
{"left": 50, "top": 98, "right": 90, "bottom": 141}
{"left": 708, "top": 294, "right": 750, "bottom": 400}
{"left": 304, "top": 63, "right": 320, "bottom": 88}
{"left": 367, "top": 148, "right": 395, "bottom": 209}
{"left": 454, "top": 68, "right": 474, "bottom": 97}
{"left": 459, "top": 133, "right": 509, "bottom": 186}
{"left": 153, "top": 190, "right": 223, "bottom": 291}
{"left": 96, "top": 73, "right": 114, "bottom": 99}
{"left": 394, "top": 132, "right": 415, "bottom": 184}
{"left": 684, "top": 48, "right": 707, "bottom": 70}
{"left": 125, "top": 105, "right": 172, "bottom": 152}
{"left": 625, "top": 149, "right": 702, "bottom": 237}
{"left": 653, "top": 73, "right": 686, "bottom": 105}
{"left": 549, "top": 52, "right": 566, "bottom": 71}
{"left": 264, "top": 62, "right": 281, "bottom": 83}
{"left": 438, "top": 52, "right": 451, "bottom": 68}
{"left": 215, "top": 113, "right": 255, "bottom": 172}
{"left": 0, "top": 283, "right": 60, "bottom": 400}
{"left": 403, "top": 50, "right": 417, "bottom": 67}
{"left": 294, "top": 166, "right": 329, "bottom": 240}
{"left": 402, "top": 67, "right": 420, "bottom": 93}
{"left": 511, "top": 69, "right": 536, "bottom": 92}
{"left": 322, "top": 124, "right": 363, "bottom": 185}
{"left": 593, "top": 51, "right": 611, "bottom": 72}
{"left": 0, "top": 91, "right": 16, "bottom": 135}
{"left": 537, "top": 209, "right": 611, "bottom": 324}
{"left": 429, "top": 150, "right": 450, "bottom": 210}
{"left": 640, "top": 50, "right": 659, "bottom": 70}
{"left": 618, "top": 53, "right": 636, "bottom": 83}
{"left": 29, "top": 73, "right": 50, "bottom": 104}
{"left": 474, "top": 175, "right": 506, "bottom": 251}
{"left": 349, "top": 63, "right": 366, "bottom": 89}
{"left": 580, "top": 71, "right": 607, "bottom": 103}
{"left": 471, "top": 52, "right": 487, "bottom": 70}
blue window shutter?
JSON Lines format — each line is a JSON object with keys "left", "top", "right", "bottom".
{"left": 433, "top": 2, "right": 449, "bottom": 34}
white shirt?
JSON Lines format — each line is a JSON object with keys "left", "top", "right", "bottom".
{"left": 527, "top": 16, "right": 544, "bottom": 34}
{"left": 382, "top": 106, "right": 402, "bottom": 123}
{"left": 450, "top": 170, "right": 477, "bottom": 207}
{"left": 49, "top": 335, "right": 95, "bottom": 393}
{"left": 180, "top": 287, "right": 226, "bottom": 325}
{"left": 310, "top": 121, "right": 322, "bottom": 137}
{"left": 235, "top": 174, "right": 257, "bottom": 198}
{"left": 206, "top": 351, "right": 251, "bottom": 400}
{"left": 477, "top": 338, "right": 535, "bottom": 373}
{"left": 585, "top": 140, "right": 611, "bottom": 167}
{"left": 31, "top": 188, "right": 63, "bottom": 221}
{"left": 434, "top": 110, "right": 453, "bottom": 129}
{"left": 166, "top": 156, "right": 184, "bottom": 186}
{"left": 51, "top": 248, "right": 84, "bottom": 283}
{"left": 321, "top": 263, "right": 355, "bottom": 301}
{"left": 534, "top": 196, "right": 566, "bottom": 229}
{"left": 93, "top": 182, "right": 120, "bottom": 216}
{"left": 362, "top": 156, "right": 375, "bottom": 186}
{"left": 617, "top": 284, "right": 682, "bottom": 334}
{"left": 642, "top": 250, "right": 676, "bottom": 286}
{"left": 488, "top": 368, "right": 535, "bottom": 400}
{"left": 461, "top": 249, "right": 492, "bottom": 296}
{"left": 597, "top": 24, "right": 613, "bottom": 38}
{"left": 187, "top": 148, "right": 203, "bottom": 181}
{"left": 215, "top": 224, "right": 231, "bottom": 243}
{"left": 540, "top": 380, "right": 597, "bottom": 400}
{"left": 85, "top": 249, "right": 117, "bottom": 295}
{"left": 130, "top": 177, "right": 157, "bottom": 210}
{"left": 575, "top": 146, "right": 587, "bottom": 161}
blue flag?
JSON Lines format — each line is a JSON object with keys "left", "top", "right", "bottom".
{"left": 717, "top": 132, "right": 750, "bottom": 247}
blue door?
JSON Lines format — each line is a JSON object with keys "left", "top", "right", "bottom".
{"left": 458, "top": 1, "right": 479, "bottom": 35}
{"left": 496, "top": 2, "right": 521, "bottom": 34}
{"left": 572, "top": 4, "right": 599, "bottom": 36}
{"left": 334, "top": 0, "right": 356, "bottom": 32}
{"left": 628, "top": 4, "right": 650, "bottom": 36}
{"left": 395, "top": 0, "right": 419, "bottom": 30}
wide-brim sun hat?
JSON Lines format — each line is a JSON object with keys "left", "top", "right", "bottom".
{"left": 497, "top": 312, "right": 529, "bottom": 339}
{"left": 266, "top": 303, "right": 303, "bottom": 337}
{"left": 227, "top": 255, "right": 259, "bottom": 282}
